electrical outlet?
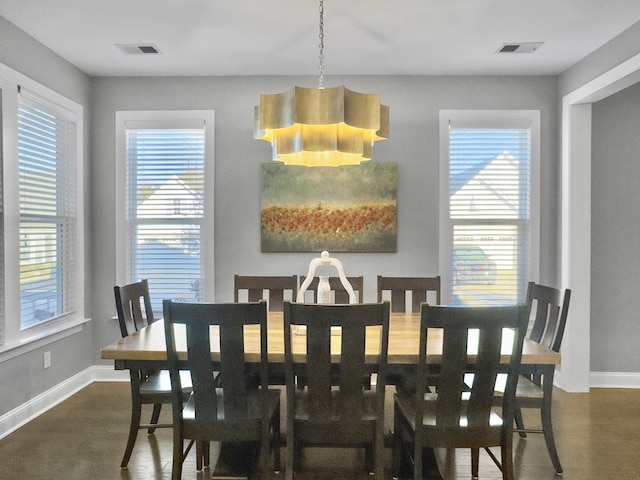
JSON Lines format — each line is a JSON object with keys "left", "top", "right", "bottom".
{"left": 43, "top": 351, "right": 51, "bottom": 369}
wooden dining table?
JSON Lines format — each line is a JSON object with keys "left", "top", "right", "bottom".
{"left": 101, "top": 311, "right": 560, "bottom": 479}
{"left": 101, "top": 311, "right": 559, "bottom": 370}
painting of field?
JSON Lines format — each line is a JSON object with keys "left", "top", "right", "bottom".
{"left": 261, "top": 162, "right": 397, "bottom": 252}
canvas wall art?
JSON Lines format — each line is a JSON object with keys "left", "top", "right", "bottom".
{"left": 261, "top": 162, "right": 397, "bottom": 252}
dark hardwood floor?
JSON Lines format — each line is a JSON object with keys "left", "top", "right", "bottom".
{"left": 0, "top": 382, "right": 639, "bottom": 479}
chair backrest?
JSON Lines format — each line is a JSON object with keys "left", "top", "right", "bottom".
{"left": 234, "top": 275, "right": 298, "bottom": 311}
{"left": 377, "top": 275, "right": 441, "bottom": 312}
{"left": 526, "top": 281, "right": 571, "bottom": 353}
{"left": 299, "top": 275, "right": 364, "bottom": 303}
{"left": 114, "top": 279, "right": 155, "bottom": 338}
{"left": 163, "top": 300, "right": 269, "bottom": 426}
{"left": 416, "top": 304, "right": 528, "bottom": 438}
{"left": 283, "top": 301, "right": 390, "bottom": 429}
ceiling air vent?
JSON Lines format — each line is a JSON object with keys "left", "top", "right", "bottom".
{"left": 497, "top": 42, "right": 543, "bottom": 54}
{"left": 115, "top": 44, "right": 161, "bottom": 55}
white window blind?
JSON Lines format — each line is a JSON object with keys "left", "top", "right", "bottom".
{"left": 125, "top": 125, "right": 205, "bottom": 312}
{"left": 18, "top": 94, "right": 77, "bottom": 329}
{"left": 443, "top": 114, "right": 538, "bottom": 306}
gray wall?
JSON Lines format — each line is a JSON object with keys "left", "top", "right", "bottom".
{"left": 591, "top": 82, "right": 640, "bottom": 372}
{"left": 91, "top": 75, "right": 559, "bottom": 363}
{"left": 559, "top": 20, "right": 640, "bottom": 96}
{"left": 0, "top": 17, "right": 94, "bottom": 415}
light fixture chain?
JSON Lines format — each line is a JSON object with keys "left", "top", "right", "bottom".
{"left": 318, "top": 0, "right": 324, "bottom": 88}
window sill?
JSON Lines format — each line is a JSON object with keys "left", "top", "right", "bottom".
{"left": 0, "top": 317, "right": 91, "bottom": 363}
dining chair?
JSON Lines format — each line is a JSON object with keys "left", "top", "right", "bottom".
{"left": 113, "top": 279, "right": 192, "bottom": 468}
{"left": 283, "top": 301, "right": 390, "bottom": 480}
{"left": 377, "top": 275, "right": 441, "bottom": 312}
{"left": 163, "top": 299, "right": 281, "bottom": 480}
{"left": 298, "top": 275, "right": 364, "bottom": 303}
{"left": 234, "top": 274, "right": 298, "bottom": 311}
{"left": 392, "top": 303, "right": 528, "bottom": 480}
{"left": 510, "top": 281, "right": 571, "bottom": 474}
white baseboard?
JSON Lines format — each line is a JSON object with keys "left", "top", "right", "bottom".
{"left": 589, "top": 371, "right": 640, "bottom": 389}
{"left": 91, "top": 364, "right": 130, "bottom": 382}
{"left": 0, "top": 365, "right": 129, "bottom": 440}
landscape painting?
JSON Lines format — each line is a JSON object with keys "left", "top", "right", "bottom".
{"left": 261, "top": 162, "right": 397, "bottom": 252}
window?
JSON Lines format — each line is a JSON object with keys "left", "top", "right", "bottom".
{"left": 116, "top": 111, "right": 215, "bottom": 313}
{"left": 1, "top": 63, "right": 85, "bottom": 354}
{"left": 18, "top": 94, "right": 77, "bottom": 329}
{"left": 439, "top": 110, "right": 540, "bottom": 306}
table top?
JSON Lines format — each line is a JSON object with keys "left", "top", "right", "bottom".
{"left": 101, "top": 312, "right": 560, "bottom": 366}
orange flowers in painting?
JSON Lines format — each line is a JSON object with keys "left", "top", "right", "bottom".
{"left": 262, "top": 202, "right": 397, "bottom": 252}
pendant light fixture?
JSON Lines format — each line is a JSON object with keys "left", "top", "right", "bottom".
{"left": 254, "top": 0, "right": 389, "bottom": 167}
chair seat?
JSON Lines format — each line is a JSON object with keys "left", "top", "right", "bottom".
{"left": 183, "top": 388, "right": 280, "bottom": 421}
{"left": 294, "top": 388, "right": 378, "bottom": 422}
{"left": 181, "top": 388, "right": 281, "bottom": 441}
{"left": 139, "top": 369, "right": 192, "bottom": 395}
{"left": 493, "top": 373, "right": 544, "bottom": 399}
{"left": 394, "top": 392, "right": 504, "bottom": 430}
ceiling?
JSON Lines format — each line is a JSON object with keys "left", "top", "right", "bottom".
{"left": 1, "top": 0, "right": 640, "bottom": 78}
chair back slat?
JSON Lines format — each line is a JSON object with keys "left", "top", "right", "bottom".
{"left": 377, "top": 275, "right": 441, "bottom": 312}
{"left": 526, "top": 281, "right": 571, "bottom": 353}
{"left": 234, "top": 275, "right": 298, "bottom": 311}
{"left": 114, "top": 279, "right": 154, "bottom": 338}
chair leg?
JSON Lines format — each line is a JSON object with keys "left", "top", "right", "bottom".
{"left": 147, "top": 403, "right": 162, "bottom": 434}
{"left": 364, "top": 443, "right": 374, "bottom": 473}
{"left": 375, "top": 433, "right": 385, "bottom": 480}
{"left": 514, "top": 406, "right": 527, "bottom": 438}
{"left": 541, "top": 398, "right": 563, "bottom": 473}
{"left": 171, "top": 433, "right": 184, "bottom": 480}
{"left": 196, "top": 442, "right": 203, "bottom": 471}
{"left": 285, "top": 429, "right": 294, "bottom": 480}
{"left": 471, "top": 448, "right": 479, "bottom": 478}
{"left": 501, "top": 442, "right": 515, "bottom": 480}
{"left": 413, "top": 440, "right": 423, "bottom": 480}
{"left": 203, "top": 441, "right": 210, "bottom": 467}
{"left": 392, "top": 403, "right": 403, "bottom": 479}
{"left": 121, "top": 397, "right": 141, "bottom": 467}
{"left": 273, "top": 408, "right": 281, "bottom": 472}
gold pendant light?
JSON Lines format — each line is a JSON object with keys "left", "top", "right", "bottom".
{"left": 254, "top": 0, "right": 389, "bottom": 167}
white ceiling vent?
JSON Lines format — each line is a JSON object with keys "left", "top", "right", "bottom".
{"left": 115, "top": 44, "right": 161, "bottom": 55}
{"left": 497, "top": 42, "right": 543, "bottom": 54}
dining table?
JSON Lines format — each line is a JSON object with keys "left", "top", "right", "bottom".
{"left": 101, "top": 311, "right": 559, "bottom": 367}
{"left": 101, "top": 310, "right": 560, "bottom": 479}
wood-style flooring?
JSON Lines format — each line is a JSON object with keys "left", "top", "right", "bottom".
{"left": 0, "top": 382, "right": 639, "bottom": 479}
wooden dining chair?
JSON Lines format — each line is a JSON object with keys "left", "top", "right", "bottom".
{"left": 113, "top": 279, "right": 192, "bottom": 468}
{"left": 163, "top": 300, "right": 281, "bottom": 480}
{"left": 392, "top": 304, "right": 528, "bottom": 480}
{"left": 511, "top": 281, "right": 571, "bottom": 474}
{"left": 234, "top": 274, "right": 298, "bottom": 311}
{"left": 283, "top": 301, "right": 390, "bottom": 480}
{"left": 298, "top": 275, "right": 364, "bottom": 303}
{"left": 377, "top": 275, "right": 441, "bottom": 312}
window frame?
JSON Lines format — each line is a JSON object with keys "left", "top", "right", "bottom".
{"left": 0, "top": 62, "right": 85, "bottom": 356}
{"left": 438, "top": 110, "right": 540, "bottom": 305}
{"left": 115, "top": 110, "right": 215, "bottom": 307}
